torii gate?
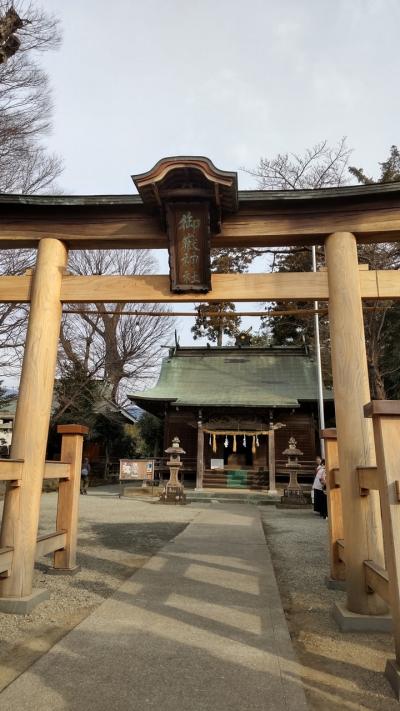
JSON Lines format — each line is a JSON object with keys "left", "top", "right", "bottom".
{"left": 1, "top": 156, "right": 400, "bottom": 692}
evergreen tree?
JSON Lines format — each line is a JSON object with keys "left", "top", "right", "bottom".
{"left": 252, "top": 141, "right": 400, "bottom": 398}
{"left": 53, "top": 362, "right": 99, "bottom": 428}
{"left": 191, "top": 302, "right": 241, "bottom": 346}
{"left": 135, "top": 413, "right": 163, "bottom": 457}
{"left": 91, "top": 412, "right": 136, "bottom": 477}
{"left": 191, "top": 248, "right": 257, "bottom": 345}
{"left": 0, "top": 380, "right": 12, "bottom": 409}
{"left": 348, "top": 146, "right": 400, "bottom": 397}
{"left": 349, "top": 145, "right": 400, "bottom": 185}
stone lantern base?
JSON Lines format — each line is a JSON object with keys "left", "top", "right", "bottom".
{"left": 278, "top": 487, "right": 311, "bottom": 508}
{"left": 159, "top": 484, "right": 187, "bottom": 505}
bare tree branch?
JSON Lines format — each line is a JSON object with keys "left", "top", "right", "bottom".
{"left": 59, "top": 250, "right": 175, "bottom": 403}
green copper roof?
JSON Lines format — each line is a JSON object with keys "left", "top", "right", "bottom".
{"left": 130, "top": 347, "right": 333, "bottom": 409}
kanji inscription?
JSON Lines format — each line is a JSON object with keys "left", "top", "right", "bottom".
{"left": 166, "top": 202, "right": 211, "bottom": 293}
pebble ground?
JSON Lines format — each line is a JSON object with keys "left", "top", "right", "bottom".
{"left": 262, "top": 506, "right": 399, "bottom": 710}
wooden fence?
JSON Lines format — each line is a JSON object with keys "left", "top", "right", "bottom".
{"left": 0, "top": 424, "right": 87, "bottom": 584}
{"left": 323, "top": 402, "right": 400, "bottom": 696}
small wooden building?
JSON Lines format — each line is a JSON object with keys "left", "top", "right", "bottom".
{"left": 130, "top": 344, "right": 334, "bottom": 490}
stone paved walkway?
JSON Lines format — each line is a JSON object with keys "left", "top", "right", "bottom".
{"left": 0, "top": 504, "right": 307, "bottom": 710}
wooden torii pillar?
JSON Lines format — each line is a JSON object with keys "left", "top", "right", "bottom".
{"left": 325, "top": 232, "right": 387, "bottom": 624}
{"left": 0, "top": 238, "right": 68, "bottom": 609}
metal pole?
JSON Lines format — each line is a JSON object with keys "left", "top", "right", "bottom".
{"left": 312, "top": 245, "right": 325, "bottom": 458}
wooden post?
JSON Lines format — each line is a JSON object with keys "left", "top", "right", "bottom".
{"left": 268, "top": 429, "right": 276, "bottom": 493}
{"left": 365, "top": 402, "right": 400, "bottom": 695}
{"left": 365, "top": 402, "right": 400, "bottom": 689}
{"left": 268, "top": 410, "right": 277, "bottom": 494}
{"left": 322, "top": 428, "right": 345, "bottom": 583}
{"left": 52, "top": 425, "right": 88, "bottom": 573}
{"left": 0, "top": 238, "right": 68, "bottom": 601}
{"left": 325, "top": 232, "right": 386, "bottom": 616}
{"left": 196, "top": 413, "right": 204, "bottom": 490}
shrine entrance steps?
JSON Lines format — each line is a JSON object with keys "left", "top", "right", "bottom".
{"left": 203, "top": 469, "right": 268, "bottom": 490}
{"left": 188, "top": 489, "right": 280, "bottom": 505}
{"left": 0, "top": 504, "right": 306, "bottom": 711}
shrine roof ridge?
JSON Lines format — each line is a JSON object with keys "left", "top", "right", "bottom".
{"left": 167, "top": 345, "right": 308, "bottom": 357}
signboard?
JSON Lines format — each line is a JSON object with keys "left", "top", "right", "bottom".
{"left": 119, "top": 459, "right": 154, "bottom": 481}
{"left": 166, "top": 202, "right": 211, "bottom": 293}
{"left": 211, "top": 458, "right": 224, "bottom": 470}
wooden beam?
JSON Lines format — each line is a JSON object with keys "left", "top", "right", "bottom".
{"left": 364, "top": 560, "right": 391, "bottom": 605}
{"left": 220, "top": 205, "right": 400, "bottom": 247}
{"left": 0, "top": 460, "right": 70, "bottom": 482}
{"left": 0, "top": 547, "right": 13, "bottom": 576}
{"left": 0, "top": 275, "right": 31, "bottom": 301}
{"left": 0, "top": 459, "right": 24, "bottom": 482}
{"left": 60, "top": 272, "right": 332, "bottom": 303}
{"left": 0, "top": 269, "right": 399, "bottom": 304}
{"left": 0, "top": 212, "right": 166, "bottom": 250}
{"left": 357, "top": 466, "right": 379, "bottom": 493}
{"left": 36, "top": 531, "right": 67, "bottom": 558}
{"left": 43, "top": 461, "right": 71, "bottom": 480}
{"left": 321, "top": 428, "right": 338, "bottom": 438}
{"left": 2, "top": 195, "right": 400, "bottom": 249}
{"left": 364, "top": 401, "right": 400, "bottom": 418}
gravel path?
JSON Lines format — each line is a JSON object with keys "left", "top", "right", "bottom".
{"left": 262, "top": 506, "right": 399, "bottom": 710}
{"left": 0, "top": 487, "right": 199, "bottom": 691}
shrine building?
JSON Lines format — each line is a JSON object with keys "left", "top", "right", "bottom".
{"left": 130, "top": 342, "right": 334, "bottom": 490}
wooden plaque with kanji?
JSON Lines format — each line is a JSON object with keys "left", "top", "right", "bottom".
{"left": 166, "top": 202, "right": 211, "bottom": 293}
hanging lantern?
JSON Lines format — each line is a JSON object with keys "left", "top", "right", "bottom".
{"left": 224, "top": 435, "right": 228, "bottom": 448}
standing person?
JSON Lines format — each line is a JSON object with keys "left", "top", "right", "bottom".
{"left": 80, "top": 457, "right": 90, "bottom": 495}
{"left": 0, "top": 438, "right": 9, "bottom": 458}
{"left": 320, "top": 459, "right": 328, "bottom": 519}
{"left": 312, "top": 458, "right": 327, "bottom": 518}
{"left": 312, "top": 456, "right": 322, "bottom": 513}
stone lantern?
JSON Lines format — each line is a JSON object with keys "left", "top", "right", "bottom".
{"left": 280, "top": 437, "right": 308, "bottom": 506}
{"left": 283, "top": 437, "right": 303, "bottom": 490}
{"left": 159, "top": 436, "right": 187, "bottom": 505}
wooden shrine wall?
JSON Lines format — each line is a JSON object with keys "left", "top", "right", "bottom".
{"left": 163, "top": 407, "right": 318, "bottom": 472}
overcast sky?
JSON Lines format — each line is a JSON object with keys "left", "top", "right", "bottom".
{"left": 39, "top": 0, "right": 400, "bottom": 343}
